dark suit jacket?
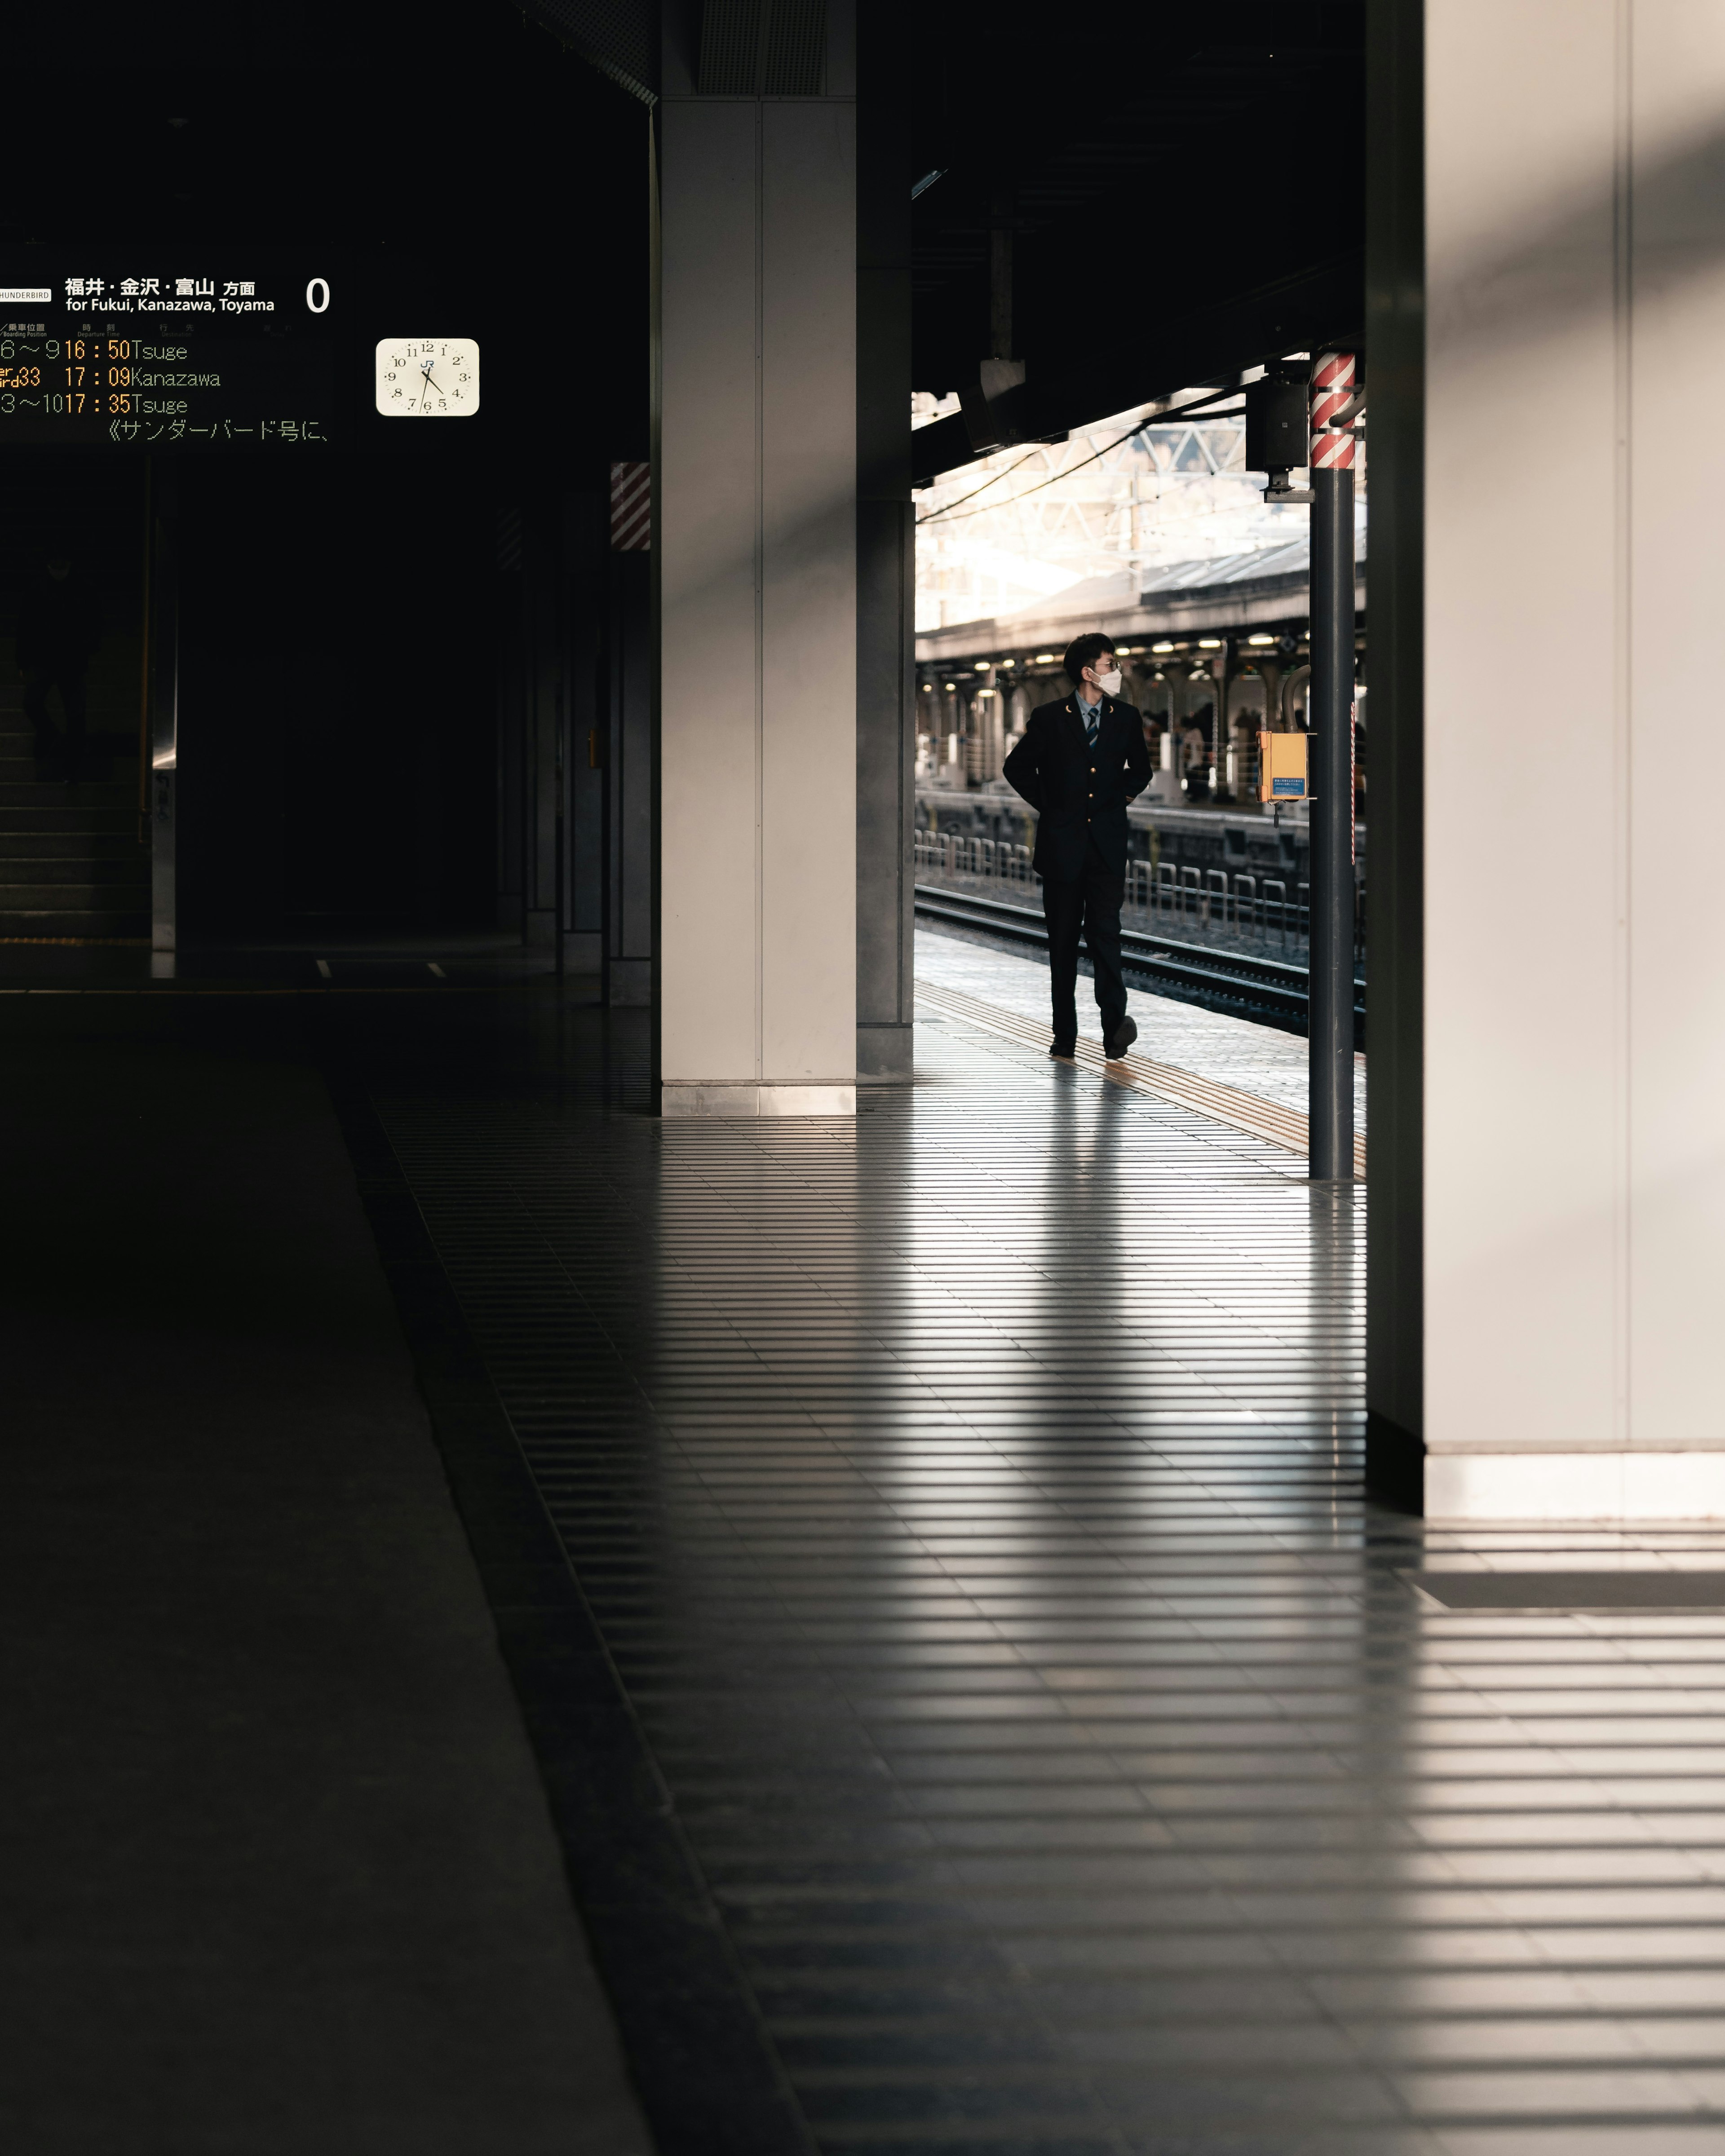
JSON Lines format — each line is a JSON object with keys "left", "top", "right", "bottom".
{"left": 1002, "top": 694, "right": 1152, "bottom": 882}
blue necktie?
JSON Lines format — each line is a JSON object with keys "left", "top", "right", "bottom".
{"left": 1086, "top": 709, "right": 1099, "bottom": 749}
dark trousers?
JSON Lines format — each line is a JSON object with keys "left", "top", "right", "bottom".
{"left": 22, "top": 665, "right": 88, "bottom": 776}
{"left": 1042, "top": 840, "right": 1127, "bottom": 1047}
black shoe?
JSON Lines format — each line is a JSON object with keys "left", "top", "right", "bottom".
{"left": 1049, "top": 1041, "right": 1076, "bottom": 1060}
{"left": 1104, "top": 1016, "right": 1137, "bottom": 1060}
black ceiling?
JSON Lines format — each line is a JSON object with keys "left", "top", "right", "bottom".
{"left": 4, "top": 2, "right": 652, "bottom": 473}
{"left": 907, "top": 0, "right": 1366, "bottom": 464}
{"left": 8, "top": 0, "right": 1363, "bottom": 478}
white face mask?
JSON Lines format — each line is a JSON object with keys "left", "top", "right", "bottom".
{"left": 1094, "top": 667, "right": 1123, "bottom": 698}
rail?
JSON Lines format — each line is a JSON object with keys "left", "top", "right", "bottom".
{"left": 913, "top": 881, "right": 1365, "bottom": 1044}
{"left": 913, "top": 831, "right": 1367, "bottom": 969}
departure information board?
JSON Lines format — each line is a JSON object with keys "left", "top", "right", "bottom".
{"left": 0, "top": 262, "right": 336, "bottom": 450}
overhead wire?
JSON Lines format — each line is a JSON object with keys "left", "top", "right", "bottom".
{"left": 915, "top": 388, "right": 1247, "bottom": 527}
{"left": 913, "top": 445, "right": 1043, "bottom": 522}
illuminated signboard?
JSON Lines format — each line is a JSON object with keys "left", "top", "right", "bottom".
{"left": 0, "top": 263, "right": 336, "bottom": 449}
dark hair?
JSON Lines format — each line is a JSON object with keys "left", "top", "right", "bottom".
{"left": 1063, "top": 632, "right": 1116, "bottom": 689}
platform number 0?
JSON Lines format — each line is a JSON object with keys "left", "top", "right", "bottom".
{"left": 305, "top": 278, "right": 330, "bottom": 314}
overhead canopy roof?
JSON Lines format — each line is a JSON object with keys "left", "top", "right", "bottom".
{"left": 910, "top": 253, "right": 1363, "bottom": 484}
{"left": 907, "top": 0, "right": 1366, "bottom": 476}
{"left": 513, "top": 0, "right": 1368, "bottom": 479}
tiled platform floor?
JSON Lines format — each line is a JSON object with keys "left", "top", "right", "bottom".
{"left": 915, "top": 921, "right": 1368, "bottom": 1131}
{"left": 1, "top": 992, "right": 651, "bottom": 2156}
{"left": 341, "top": 986, "right": 1725, "bottom": 2156}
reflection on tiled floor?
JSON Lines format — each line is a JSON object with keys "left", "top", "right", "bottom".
{"left": 359, "top": 993, "right": 1725, "bottom": 2156}
{"left": 916, "top": 920, "right": 1368, "bottom": 1132}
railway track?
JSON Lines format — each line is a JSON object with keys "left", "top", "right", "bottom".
{"left": 914, "top": 883, "right": 1365, "bottom": 1042}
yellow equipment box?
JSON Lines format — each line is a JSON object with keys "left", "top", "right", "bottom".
{"left": 1258, "top": 730, "right": 1308, "bottom": 804}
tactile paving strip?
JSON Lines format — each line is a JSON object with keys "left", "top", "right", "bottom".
{"left": 916, "top": 974, "right": 1368, "bottom": 1181}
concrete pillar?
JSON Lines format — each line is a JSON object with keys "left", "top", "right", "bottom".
{"left": 855, "top": 0, "right": 915, "bottom": 1083}
{"left": 1368, "top": 0, "right": 1725, "bottom": 1517}
{"left": 978, "top": 666, "right": 1003, "bottom": 779}
{"left": 915, "top": 682, "right": 937, "bottom": 779}
{"left": 656, "top": 0, "right": 858, "bottom": 1117}
{"left": 604, "top": 544, "right": 653, "bottom": 1006}
{"left": 1208, "top": 649, "right": 1230, "bottom": 795}
{"left": 149, "top": 469, "right": 179, "bottom": 963}
{"left": 956, "top": 684, "right": 978, "bottom": 785}
{"left": 522, "top": 496, "right": 561, "bottom": 953}
{"left": 564, "top": 490, "right": 605, "bottom": 977}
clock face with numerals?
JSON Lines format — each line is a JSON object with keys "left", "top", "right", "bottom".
{"left": 376, "top": 338, "right": 479, "bottom": 416}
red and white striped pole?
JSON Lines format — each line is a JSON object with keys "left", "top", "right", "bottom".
{"left": 1307, "top": 349, "right": 1357, "bottom": 1183}
{"left": 1309, "top": 350, "right": 1357, "bottom": 472}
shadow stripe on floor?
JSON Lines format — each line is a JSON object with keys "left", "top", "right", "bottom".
{"left": 324, "top": 1067, "right": 819, "bottom": 2156}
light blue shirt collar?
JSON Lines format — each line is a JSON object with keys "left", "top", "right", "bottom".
{"left": 1076, "top": 691, "right": 1102, "bottom": 719}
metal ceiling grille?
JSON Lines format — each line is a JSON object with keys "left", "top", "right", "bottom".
{"left": 518, "top": 0, "right": 656, "bottom": 103}
{"left": 697, "top": 0, "right": 762, "bottom": 92}
{"left": 761, "top": 0, "right": 824, "bottom": 93}
{"left": 698, "top": 0, "right": 826, "bottom": 95}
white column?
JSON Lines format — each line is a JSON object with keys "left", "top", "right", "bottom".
{"left": 656, "top": 25, "right": 857, "bottom": 1117}
{"left": 979, "top": 665, "right": 1002, "bottom": 778}
{"left": 1373, "top": 0, "right": 1725, "bottom": 1517}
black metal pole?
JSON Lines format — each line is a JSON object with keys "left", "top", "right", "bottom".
{"left": 1308, "top": 382, "right": 1355, "bottom": 1181}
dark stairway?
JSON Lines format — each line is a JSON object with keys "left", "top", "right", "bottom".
{"left": 0, "top": 459, "right": 154, "bottom": 945}
{"left": 0, "top": 682, "right": 150, "bottom": 940}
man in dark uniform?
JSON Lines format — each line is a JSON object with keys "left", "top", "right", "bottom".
{"left": 1004, "top": 631, "right": 1152, "bottom": 1060}
{"left": 18, "top": 543, "right": 102, "bottom": 783}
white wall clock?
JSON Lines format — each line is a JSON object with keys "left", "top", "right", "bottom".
{"left": 376, "top": 338, "right": 479, "bottom": 416}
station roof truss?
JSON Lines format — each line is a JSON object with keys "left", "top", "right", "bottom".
{"left": 915, "top": 388, "right": 1359, "bottom": 635}
{"left": 918, "top": 405, "right": 1258, "bottom": 554}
